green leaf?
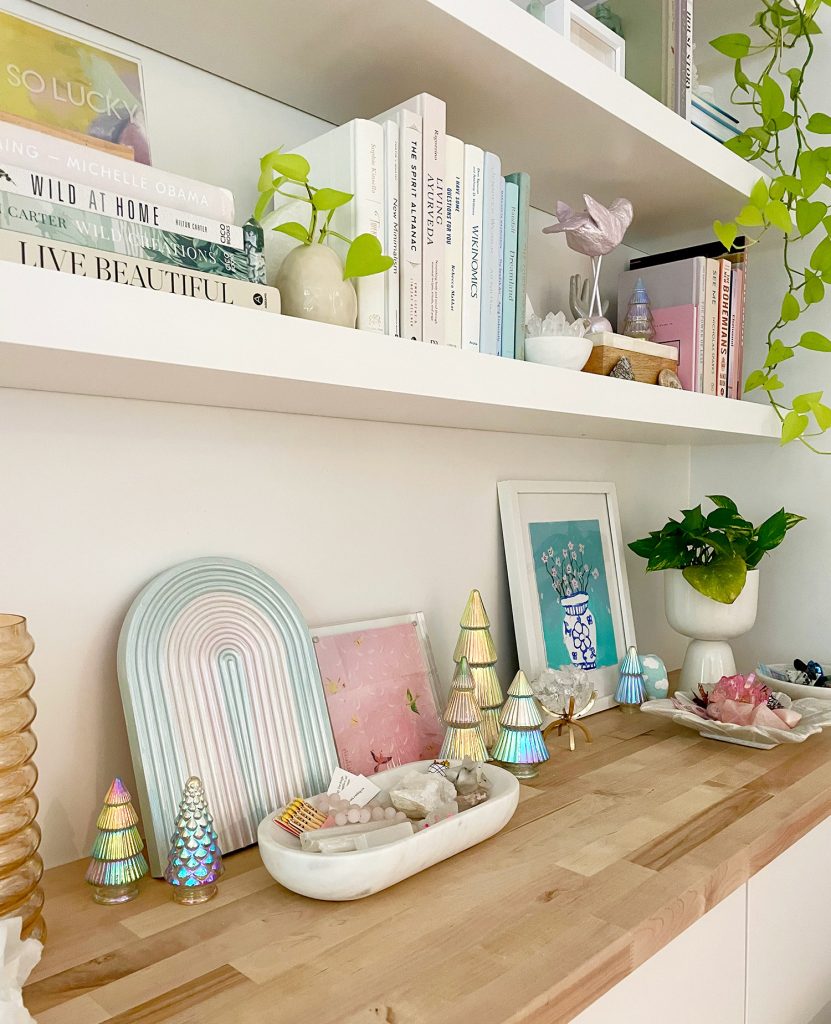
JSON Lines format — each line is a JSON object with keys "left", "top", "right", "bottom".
{"left": 798, "top": 150, "right": 828, "bottom": 196}
{"left": 765, "top": 200, "right": 794, "bottom": 233}
{"left": 785, "top": 66, "right": 804, "bottom": 99}
{"left": 781, "top": 410, "right": 810, "bottom": 444}
{"left": 272, "top": 221, "right": 310, "bottom": 243}
{"left": 810, "top": 236, "right": 831, "bottom": 271}
{"left": 755, "top": 509, "right": 789, "bottom": 551}
{"left": 734, "top": 59, "right": 750, "bottom": 92}
{"left": 259, "top": 147, "right": 283, "bottom": 170}
{"left": 744, "top": 369, "right": 768, "bottom": 392}
{"left": 813, "top": 402, "right": 831, "bottom": 430}
{"left": 762, "top": 374, "right": 784, "bottom": 391}
{"left": 683, "top": 555, "right": 747, "bottom": 604}
{"left": 737, "top": 204, "right": 764, "bottom": 227}
{"left": 261, "top": 151, "right": 310, "bottom": 182}
{"left": 781, "top": 292, "right": 800, "bottom": 322}
{"left": 807, "top": 112, "right": 831, "bottom": 133}
{"left": 771, "top": 111, "right": 795, "bottom": 131}
{"left": 796, "top": 198, "right": 827, "bottom": 236}
{"left": 343, "top": 232, "right": 394, "bottom": 280}
{"left": 311, "top": 187, "right": 353, "bottom": 211}
{"left": 707, "top": 495, "right": 738, "bottom": 513}
{"left": 764, "top": 339, "right": 794, "bottom": 367}
{"left": 724, "top": 133, "right": 755, "bottom": 158}
{"left": 710, "top": 33, "right": 752, "bottom": 57}
{"left": 792, "top": 391, "right": 823, "bottom": 413}
{"left": 253, "top": 187, "right": 276, "bottom": 224}
{"left": 805, "top": 272, "right": 826, "bottom": 304}
{"left": 800, "top": 330, "right": 831, "bottom": 351}
{"left": 750, "top": 178, "right": 769, "bottom": 210}
{"left": 714, "top": 220, "right": 738, "bottom": 250}
{"left": 759, "top": 74, "right": 786, "bottom": 120}
{"left": 774, "top": 173, "right": 802, "bottom": 196}
{"left": 680, "top": 505, "right": 706, "bottom": 533}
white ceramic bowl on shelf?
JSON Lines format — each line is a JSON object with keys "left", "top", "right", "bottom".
{"left": 525, "top": 334, "right": 593, "bottom": 371}
{"left": 756, "top": 663, "right": 831, "bottom": 702}
{"left": 258, "top": 760, "right": 520, "bottom": 901}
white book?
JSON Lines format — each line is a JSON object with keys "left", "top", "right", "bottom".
{"left": 495, "top": 178, "right": 505, "bottom": 355}
{"left": 267, "top": 119, "right": 385, "bottom": 334}
{"left": 376, "top": 94, "right": 445, "bottom": 345}
{"left": 462, "top": 144, "right": 484, "bottom": 352}
{"left": 382, "top": 120, "right": 400, "bottom": 337}
{"left": 443, "top": 135, "right": 464, "bottom": 349}
{"left": 0, "top": 120, "right": 234, "bottom": 221}
{"left": 703, "top": 257, "right": 721, "bottom": 395}
{"left": 479, "top": 151, "right": 503, "bottom": 356}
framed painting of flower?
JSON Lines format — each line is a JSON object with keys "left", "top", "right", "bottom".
{"left": 311, "top": 613, "right": 444, "bottom": 775}
{"left": 498, "top": 481, "right": 636, "bottom": 713}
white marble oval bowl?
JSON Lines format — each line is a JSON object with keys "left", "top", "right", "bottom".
{"left": 756, "top": 662, "right": 831, "bottom": 702}
{"left": 258, "top": 760, "right": 520, "bottom": 901}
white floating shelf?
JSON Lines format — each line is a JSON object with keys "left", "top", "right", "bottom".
{"left": 33, "top": 0, "right": 759, "bottom": 249}
{"left": 0, "top": 264, "right": 779, "bottom": 446}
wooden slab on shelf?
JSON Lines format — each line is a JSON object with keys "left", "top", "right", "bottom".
{"left": 584, "top": 346, "right": 677, "bottom": 384}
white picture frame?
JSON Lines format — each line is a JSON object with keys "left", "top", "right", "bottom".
{"left": 498, "top": 481, "right": 636, "bottom": 713}
{"left": 544, "top": 0, "right": 625, "bottom": 76}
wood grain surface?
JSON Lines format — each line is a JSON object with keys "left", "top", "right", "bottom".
{"left": 25, "top": 703, "right": 831, "bottom": 1024}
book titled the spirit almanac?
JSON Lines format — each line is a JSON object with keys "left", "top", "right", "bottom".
{"left": 0, "top": 229, "right": 280, "bottom": 311}
{"left": 0, "top": 191, "right": 263, "bottom": 282}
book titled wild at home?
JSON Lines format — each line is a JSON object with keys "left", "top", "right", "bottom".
{"left": 0, "top": 229, "right": 280, "bottom": 312}
{"left": 0, "top": 191, "right": 264, "bottom": 282}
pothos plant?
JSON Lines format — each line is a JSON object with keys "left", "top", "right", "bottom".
{"left": 628, "top": 495, "right": 804, "bottom": 604}
{"left": 710, "top": 0, "right": 831, "bottom": 451}
{"left": 252, "top": 148, "right": 393, "bottom": 279}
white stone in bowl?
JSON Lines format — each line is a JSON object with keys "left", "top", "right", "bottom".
{"left": 525, "top": 334, "right": 593, "bottom": 371}
{"left": 258, "top": 760, "right": 520, "bottom": 901}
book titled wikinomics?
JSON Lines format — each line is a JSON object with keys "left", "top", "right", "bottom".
{"left": 0, "top": 191, "right": 263, "bottom": 282}
{"left": 0, "top": 229, "right": 280, "bottom": 312}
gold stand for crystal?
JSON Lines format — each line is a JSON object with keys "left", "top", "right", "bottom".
{"left": 541, "top": 691, "right": 597, "bottom": 751}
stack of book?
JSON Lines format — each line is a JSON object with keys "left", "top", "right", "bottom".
{"left": 691, "top": 93, "right": 742, "bottom": 145}
{"left": 0, "top": 120, "right": 278, "bottom": 313}
{"left": 269, "top": 93, "right": 531, "bottom": 357}
{"left": 617, "top": 239, "right": 747, "bottom": 399}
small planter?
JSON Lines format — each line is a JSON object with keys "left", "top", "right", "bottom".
{"left": 665, "top": 569, "right": 759, "bottom": 689}
{"left": 276, "top": 245, "right": 357, "bottom": 328}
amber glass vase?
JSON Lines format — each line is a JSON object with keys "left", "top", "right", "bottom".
{"left": 0, "top": 615, "right": 44, "bottom": 941}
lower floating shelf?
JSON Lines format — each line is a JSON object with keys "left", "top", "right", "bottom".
{"left": 0, "top": 262, "right": 779, "bottom": 446}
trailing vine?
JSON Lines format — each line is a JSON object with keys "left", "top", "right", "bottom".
{"left": 711, "top": 0, "right": 831, "bottom": 451}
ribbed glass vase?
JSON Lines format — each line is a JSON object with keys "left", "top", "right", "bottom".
{"left": 0, "top": 614, "right": 44, "bottom": 941}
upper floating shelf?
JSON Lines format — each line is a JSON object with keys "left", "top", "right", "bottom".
{"left": 33, "top": 0, "right": 760, "bottom": 250}
{"left": 0, "top": 264, "right": 779, "bottom": 446}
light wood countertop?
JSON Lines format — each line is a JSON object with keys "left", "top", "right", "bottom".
{"left": 25, "top": 705, "right": 831, "bottom": 1024}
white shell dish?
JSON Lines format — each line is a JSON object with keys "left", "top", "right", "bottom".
{"left": 258, "top": 760, "right": 520, "bottom": 900}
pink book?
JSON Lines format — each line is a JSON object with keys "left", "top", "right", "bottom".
{"left": 652, "top": 304, "right": 698, "bottom": 391}
{"left": 730, "top": 265, "right": 746, "bottom": 399}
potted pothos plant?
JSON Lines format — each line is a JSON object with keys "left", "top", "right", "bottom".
{"left": 629, "top": 496, "right": 804, "bottom": 686}
{"left": 710, "top": 0, "right": 831, "bottom": 451}
{"left": 253, "top": 148, "right": 392, "bottom": 328}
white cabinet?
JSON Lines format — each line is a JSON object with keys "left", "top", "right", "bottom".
{"left": 571, "top": 886, "right": 747, "bottom": 1024}
{"left": 746, "top": 815, "right": 831, "bottom": 1024}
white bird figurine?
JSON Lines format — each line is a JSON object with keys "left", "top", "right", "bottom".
{"left": 543, "top": 194, "right": 633, "bottom": 257}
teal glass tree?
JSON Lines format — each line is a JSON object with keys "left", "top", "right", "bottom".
{"left": 491, "top": 671, "right": 549, "bottom": 779}
{"left": 615, "top": 646, "right": 646, "bottom": 713}
{"left": 164, "top": 776, "right": 223, "bottom": 904}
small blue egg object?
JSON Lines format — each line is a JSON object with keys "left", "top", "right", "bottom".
{"left": 640, "top": 654, "right": 670, "bottom": 700}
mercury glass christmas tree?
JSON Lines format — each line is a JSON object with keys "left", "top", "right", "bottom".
{"left": 85, "top": 777, "right": 148, "bottom": 904}
{"left": 439, "top": 656, "right": 489, "bottom": 762}
{"left": 615, "top": 646, "right": 645, "bottom": 713}
{"left": 622, "top": 276, "right": 655, "bottom": 340}
{"left": 491, "top": 671, "right": 550, "bottom": 779}
{"left": 164, "top": 776, "right": 223, "bottom": 905}
{"left": 453, "top": 590, "right": 504, "bottom": 751}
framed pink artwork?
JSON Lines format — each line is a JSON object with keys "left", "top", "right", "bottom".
{"left": 311, "top": 614, "right": 444, "bottom": 776}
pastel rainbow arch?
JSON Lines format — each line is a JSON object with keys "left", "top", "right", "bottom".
{"left": 118, "top": 557, "right": 337, "bottom": 875}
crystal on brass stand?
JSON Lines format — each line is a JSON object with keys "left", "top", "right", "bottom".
{"left": 541, "top": 692, "right": 598, "bottom": 751}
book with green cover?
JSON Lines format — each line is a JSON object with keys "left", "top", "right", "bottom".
{"left": 505, "top": 171, "right": 530, "bottom": 361}
{"left": 604, "top": 0, "right": 672, "bottom": 108}
{"left": 0, "top": 190, "right": 263, "bottom": 282}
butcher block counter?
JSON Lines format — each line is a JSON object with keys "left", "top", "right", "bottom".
{"left": 25, "top": 705, "right": 831, "bottom": 1024}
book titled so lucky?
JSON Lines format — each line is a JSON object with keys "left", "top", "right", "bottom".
{"left": 0, "top": 229, "right": 280, "bottom": 312}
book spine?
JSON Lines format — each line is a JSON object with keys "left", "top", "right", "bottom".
{"left": 0, "top": 190, "right": 263, "bottom": 282}
{"left": 352, "top": 120, "right": 385, "bottom": 334}
{"left": 674, "top": 0, "right": 693, "bottom": 119}
{"left": 0, "top": 162, "right": 243, "bottom": 249}
{"left": 717, "top": 259, "right": 731, "bottom": 397}
{"left": 732, "top": 265, "right": 747, "bottom": 399}
{"left": 506, "top": 171, "right": 530, "bottom": 361}
{"left": 0, "top": 120, "right": 234, "bottom": 221}
{"left": 420, "top": 95, "right": 446, "bottom": 345}
{"left": 443, "top": 136, "right": 464, "bottom": 349}
{"left": 383, "top": 121, "right": 400, "bottom": 337}
{"left": 479, "top": 151, "right": 503, "bottom": 356}
{"left": 703, "top": 257, "right": 720, "bottom": 394}
{"left": 495, "top": 179, "right": 505, "bottom": 356}
{"left": 400, "top": 112, "right": 422, "bottom": 342}
{"left": 462, "top": 145, "right": 484, "bottom": 352}
{"left": 693, "top": 258, "right": 707, "bottom": 392}
{"left": 727, "top": 264, "right": 739, "bottom": 399}
{"left": 664, "top": 0, "right": 675, "bottom": 110}
{"left": 500, "top": 180, "right": 519, "bottom": 359}
{"left": 0, "top": 229, "right": 280, "bottom": 311}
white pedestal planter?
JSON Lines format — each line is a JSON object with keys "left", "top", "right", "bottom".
{"left": 664, "top": 569, "right": 759, "bottom": 690}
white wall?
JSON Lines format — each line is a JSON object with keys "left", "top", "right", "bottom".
{"left": 2, "top": 0, "right": 688, "bottom": 868}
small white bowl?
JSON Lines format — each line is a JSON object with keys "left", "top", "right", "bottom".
{"left": 525, "top": 334, "right": 592, "bottom": 371}
{"left": 756, "top": 663, "right": 831, "bottom": 702}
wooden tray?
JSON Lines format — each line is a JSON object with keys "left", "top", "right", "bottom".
{"left": 583, "top": 332, "right": 679, "bottom": 384}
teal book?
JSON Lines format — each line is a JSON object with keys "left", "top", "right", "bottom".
{"left": 0, "top": 189, "right": 264, "bottom": 282}
{"left": 505, "top": 171, "right": 530, "bottom": 360}
{"left": 500, "top": 180, "right": 519, "bottom": 359}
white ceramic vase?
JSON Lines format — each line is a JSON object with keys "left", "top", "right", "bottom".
{"left": 276, "top": 244, "right": 357, "bottom": 328}
{"left": 665, "top": 569, "right": 759, "bottom": 690}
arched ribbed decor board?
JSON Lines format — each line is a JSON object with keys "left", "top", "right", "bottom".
{"left": 117, "top": 557, "right": 338, "bottom": 875}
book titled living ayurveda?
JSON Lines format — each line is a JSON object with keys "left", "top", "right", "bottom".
{"left": 0, "top": 9, "right": 151, "bottom": 162}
